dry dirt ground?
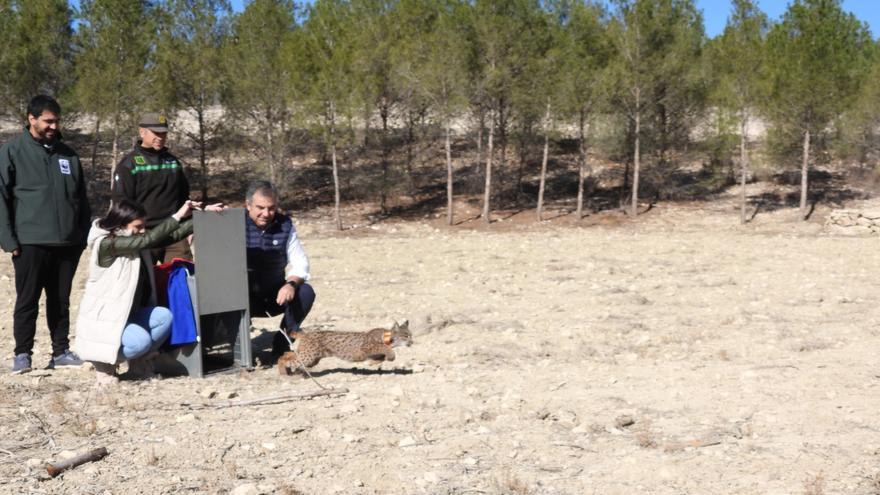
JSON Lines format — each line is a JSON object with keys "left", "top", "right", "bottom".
{"left": 1, "top": 197, "right": 880, "bottom": 495}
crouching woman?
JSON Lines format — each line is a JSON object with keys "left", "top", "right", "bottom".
{"left": 74, "top": 199, "right": 200, "bottom": 382}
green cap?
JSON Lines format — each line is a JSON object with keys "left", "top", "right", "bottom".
{"left": 139, "top": 112, "right": 169, "bottom": 132}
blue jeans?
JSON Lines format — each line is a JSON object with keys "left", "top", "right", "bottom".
{"left": 119, "top": 307, "right": 172, "bottom": 361}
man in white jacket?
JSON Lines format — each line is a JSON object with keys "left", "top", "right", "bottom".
{"left": 243, "top": 181, "right": 315, "bottom": 357}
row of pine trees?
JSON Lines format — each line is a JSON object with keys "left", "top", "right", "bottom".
{"left": 0, "top": 0, "right": 878, "bottom": 227}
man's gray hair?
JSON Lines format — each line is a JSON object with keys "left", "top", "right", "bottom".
{"left": 246, "top": 180, "right": 278, "bottom": 203}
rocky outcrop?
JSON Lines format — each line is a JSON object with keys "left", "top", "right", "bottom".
{"left": 826, "top": 208, "right": 880, "bottom": 235}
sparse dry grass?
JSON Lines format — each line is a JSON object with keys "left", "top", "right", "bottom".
{"left": 493, "top": 471, "right": 532, "bottom": 495}
{"left": 803, "top": 471, "right": 826, "bottom": 495}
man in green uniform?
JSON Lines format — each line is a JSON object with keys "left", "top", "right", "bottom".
{"left": 111, "top": 112, "right": 191, "bottom": 263}
{"left": 0, "top": 95, "right": 91, "bottom": 373}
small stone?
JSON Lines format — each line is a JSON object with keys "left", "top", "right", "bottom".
{"left": 262, "top": 442, "right": 276, "bottom": 450}
{"left": 477, "top": 426, "right": 491, "bottom": 435}
{"left": 615, "top": 415, "right": 635, "bottom": 428}
{"left": 398, "top": 436, "right": 417, "bottom": 447}
{"left": 200, "top": 389, "right": 218, "bottom": 399}
{"left": 222, "top": 391, "right": 239, "bottom": 399}
{"left": 347, "top": 394, "right": 360, "bottom": 401}
{"left": 462, "top": 457, "right": 478, "bottom": 466}
{"left": 412, "top": 364, "right": 425, "bottom": 373}
{"left": 342, "top": 434, "right": 357, "bottom": 443}
{"left": 339, "top": 404, "right": 358, "bottom": 414}
{"left": 353, "top": 479, "right": 364, "bottom": 487}
{"left": 175, "top": 414, "right": 196, "bottom": 423}
{"left": 230, "top": 483, "right": 258, "bottom": 495}
{"left": 25, "top": 458, "right": 43, "bottom": 468}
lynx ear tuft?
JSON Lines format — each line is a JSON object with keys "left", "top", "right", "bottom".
{"left": 400, "top": 319, "right": 409, "bottom": 330}
{"left": 391, "top": 321, "right": 399, "bottom": 330}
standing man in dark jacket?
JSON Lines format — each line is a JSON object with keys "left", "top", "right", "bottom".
{"left": 111, "top": 112, "right": 191, "bottom": 263}
{"left": 0, "top": 95, "right": 91, "bottom": 373}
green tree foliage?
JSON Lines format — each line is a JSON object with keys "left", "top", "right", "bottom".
{"left": 223, "top": 0, "right": 297, "bottom": 187}
{"left": 764, "top": 0, "right": 873, "bottom": 219}
{"left": 708, "top": 0, "right": 767, "bottom": 223}
{"left": 74, "top": 0, "right": 156, "bottom": 173}
{"left": 0, "top": 0, "right": 74, "bottom": 116}
{"left": 155, "top": 0, "right": 232, "bottom": 200}
{"left": 610, "top": 0, "right": 706, "bottom": 216}
{"left": 836, "top": 49, "right": 880, "bottom": 172}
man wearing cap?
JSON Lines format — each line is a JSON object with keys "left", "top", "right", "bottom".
{"left": 112, "top": 112, "right": 191, "bottom": 263}
{"left": 0, "top": 95, "right": 91, "bottom": 373}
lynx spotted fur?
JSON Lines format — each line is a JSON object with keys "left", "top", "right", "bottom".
{"left": 277, "top": 321, "right": 412, "bottom": 376}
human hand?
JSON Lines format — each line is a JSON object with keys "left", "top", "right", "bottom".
{"left": 276, "top": 283, "right": 296, "bottom": 306}
{"left": 204, "top": 202, "right": 226, "bottom": 213}
{"left": 11, "top": 248, "right": 20, "bottom": 258}
{"left": 175, "top": 200, "right": 203, "bottom": 219}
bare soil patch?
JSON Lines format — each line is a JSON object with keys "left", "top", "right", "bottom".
{"left": 1, "top": 201, "right": 880, "bottom": 494}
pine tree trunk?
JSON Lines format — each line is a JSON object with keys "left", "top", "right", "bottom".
{"left": 631, "top": 89, "right": 641, "bottom": 217}
{"left": 800, "top": 128, "right": 810, "bottom": 220}
{"left": 740, "top": 114, "right": 748, "bottom": 225}
{"left": 332, "top": 142, "right": 342, "bottom": 230}
{"left": 110, "top": 115, "right": 120, "bottom": 190}
{"left": 266, "top": 108, "right": 277, "bottom": 186}
{"left": 576, "top": 110, "right": 586, "bottom": 220}
{"left": 198, "top": 98, "right": 208, "bottom": 200}
{"left": 482, "top": 112, "right": 495, "bottom": 225}
{"left": 90, "top": 118, "right": 101, "bottom": 189}
{"left": 445, "top": 125, "right": 454, "bottom": 226}
{"left": 476, "top": 110, "right": 484, "bottom": 163}
{"left": 380, "top": 98, "right": 390, "bottom": 215}
{"left": 536, "top": 101, "right": 551, "bottom": 222}
{"left": 330, "top": 101, "right": 342, "bottom": 231}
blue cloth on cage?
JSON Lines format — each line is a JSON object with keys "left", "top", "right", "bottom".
{"left": 167, "top": 262, "right": 198, "bottom": 345}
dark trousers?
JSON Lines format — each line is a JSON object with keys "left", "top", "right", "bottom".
{"left": 12, "top": 244, "right": 84, "bottom": 356}
{"left": 249, "top": 282, "right": 316, "bottom": 333}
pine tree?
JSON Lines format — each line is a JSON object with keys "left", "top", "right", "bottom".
{"left": 391, "top": 0, "right": 470, "bottom": 225}
{"left": 709, "top": 0, "right": 768, "bottom": 224}
{"left": 764, "top": 0, "right": 873, "bottom": 220}
{"left": 0, "top": 0, "right": 74, "bottom": 116}
{"left": 557, "top": 0, "right": 612, "bottom": 220}
{"left": 610, "top": 0, "right": 705, "bottom": 216}
{"left": 154, "top": 0, "right": 231, "bottom": 200}
{"left": 223, "top": 0, "right": 297, "bottom": 188}
{"left": 300, "top": 0, "right": 359, "bottom": 230}
{"left": 74, "top": 0, "right": 156, "bottom": 182}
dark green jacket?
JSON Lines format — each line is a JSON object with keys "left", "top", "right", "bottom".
{"left": 0, "top": 129, "right": 91, "bottom": 252}
{"left": 96, "top": 216, "right": 193, "bottom": 268}
{"left": 111, "top": 144, "right": 189, "bottom": 228}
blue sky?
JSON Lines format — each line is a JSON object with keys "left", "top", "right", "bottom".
{"left": 698, "top": 0, "right": 880, "bottom": 37}
{"left": 69, "top": 0, "right": 880, "bottom": 39}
